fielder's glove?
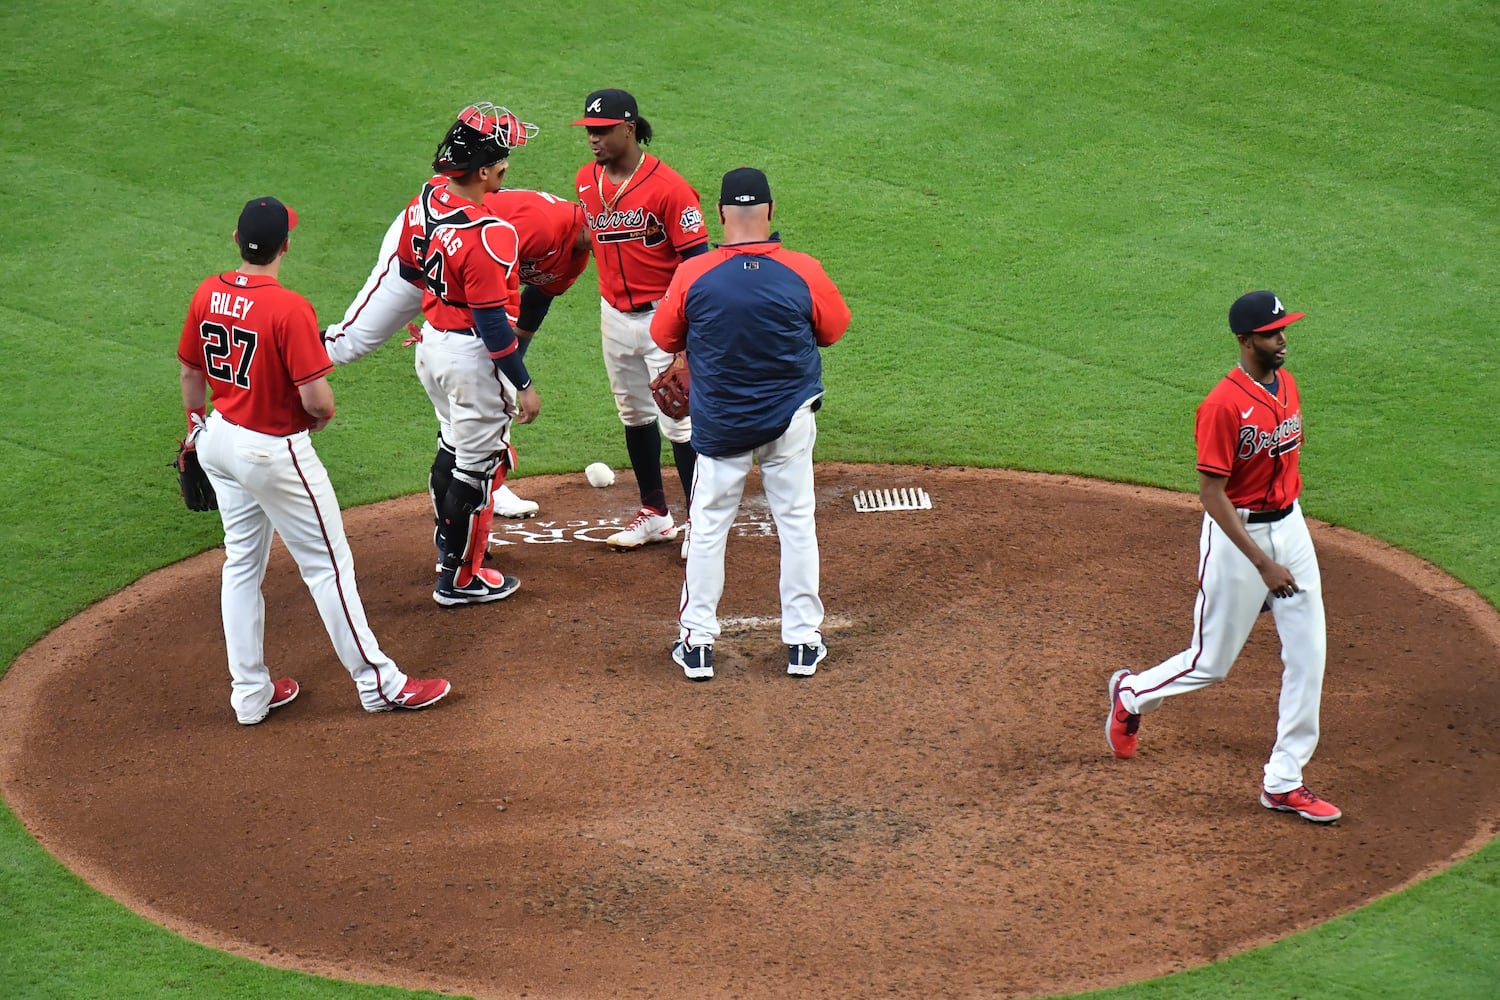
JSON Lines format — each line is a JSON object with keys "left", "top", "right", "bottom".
{"left": 172, "top": 416, "right": 217, "bottom": 512}
{"left": 650, "top": 352, "right": 691, "bottom": 420}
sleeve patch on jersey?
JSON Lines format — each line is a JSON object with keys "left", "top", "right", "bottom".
{"left": 680, "top": 207, "right": 705, "bottom": 232}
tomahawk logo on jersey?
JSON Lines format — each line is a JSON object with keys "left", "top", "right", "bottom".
{"left": 575, "top": 153, "right": 707, "bottom": 311}
{"left": 1196, "top": 367, "right": 1304, "bottom": 511}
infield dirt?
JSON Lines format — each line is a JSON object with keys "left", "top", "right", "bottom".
{"left": 3, "top": 463, "right": 1498, "bottom": 999}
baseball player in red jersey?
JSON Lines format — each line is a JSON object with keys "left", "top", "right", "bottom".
{"left": 652, "top": 168, "right": 851, "bottom": 681}
{"left": 573, "top": 89, "right": 709, "bottom": 553}
{"left": 321, "top": 182, "right": 587, "bottom": 520}
{"left": 1107, "top": 291, "right": 1340, "bottom": 823}
{"left": 177, "top": 196, "right": 450, "bottom": 724}
{"left": 403, "top": 104, "right": 545, "bottom": 606}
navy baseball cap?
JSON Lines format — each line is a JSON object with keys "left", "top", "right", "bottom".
{"left": 235, "top": 196, "right": 298, "bottom": 254}
{"left": 1229, "top": 290, "right": 1305, "bottom": 334}
{"left": 719, "top": 167, "right": 773, "bottom": 207}
{"left": 573, "top": 89, "right": 638, "bottom": 126}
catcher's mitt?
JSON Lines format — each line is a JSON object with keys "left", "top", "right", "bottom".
{"left": 650, "top": 352, "right": 691, "bottom": 420}
{"left": 172, "top": 440, "right": 218, "bottom": 512}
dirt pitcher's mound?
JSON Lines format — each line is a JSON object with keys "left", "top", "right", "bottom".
{"left": 2, "top": 464, "right": 1498, "bottom": 999}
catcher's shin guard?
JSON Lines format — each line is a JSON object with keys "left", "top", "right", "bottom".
{"left": 437, "top": 450, "right": 511, "bottom": 584}
{"left": 461, "top": 447, "right": 519, "bottom": 579}
{"left": 463, "top": 482, "right": 498, "bottom": 582}
{"left": 429, "top": 442, "right": 458, "bottom": 559}
{"left": 437, "top": 465, "right": 494, "bottom": 579}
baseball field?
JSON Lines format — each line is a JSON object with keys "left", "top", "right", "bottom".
{"left": 1, "top": 2, "right": 1496, "bottom": 998}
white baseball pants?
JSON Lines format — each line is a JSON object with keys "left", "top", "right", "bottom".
{"left": 1117, "top": 503, "right": 1327, "bottom": 793}
{"left": 196, "top": 413, "right": 410, "bottom": 721}
{"left": 679, "top": 403, "right": 823, "bottom": 648}
{"left": 413, "top": 326, "right": 517, "bottom": 471}
{"left": 600, "top": 299, "right": 690, "bottom": 441}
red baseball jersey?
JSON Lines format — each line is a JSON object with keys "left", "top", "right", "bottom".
{"left": 574, "top": 153, "right": 708, "bottom": 310}
{"left": 398, "top": 177, "right": 521, "bottom": 327}
{"left": 1196, "top": 366, "right": 1304, "bottom": 510}
{"left": 483, "top": 188, "right": 591, "bottom": 297}
{"left": 178, "top": 272, "right": 332, "bottom": 436}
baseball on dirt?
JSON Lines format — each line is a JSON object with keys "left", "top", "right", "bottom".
{"left": 585, "top": 462, "right": 615, "bottom": 488}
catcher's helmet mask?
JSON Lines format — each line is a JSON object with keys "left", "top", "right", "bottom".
{"left": 433, "top": 102, "right": 540, "bottom": 177}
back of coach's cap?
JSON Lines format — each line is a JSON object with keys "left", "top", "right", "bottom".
{"left": 719, "top": 167, "right": 773, "bottom": 207}
{"left": 1229, "top": 290, "right": 1305, "bottom": 334}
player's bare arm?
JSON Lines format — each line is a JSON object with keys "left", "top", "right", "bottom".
{"left": 1198, "top": 471, "right": 1298, "bottom": 596}
{"left": 298, "top": 377, "right": 335, "bottom": 432}
{"left": 179, "top": 364, "right": 208, "bottom": 417}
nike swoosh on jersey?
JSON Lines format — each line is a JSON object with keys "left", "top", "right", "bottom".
{"left": 1240, "top": 407, "right": 1254, "bottom": 418}
{"left": 578, "top": 184, "right": 592, "bottom": 192}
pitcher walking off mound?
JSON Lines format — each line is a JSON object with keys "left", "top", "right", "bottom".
{"left": 1106, "top": 290, "right": 1339, "bottom": 823}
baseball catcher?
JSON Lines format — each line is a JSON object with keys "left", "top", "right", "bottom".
{"left": 651, "top": 352, "right": 691, "bottom": 419}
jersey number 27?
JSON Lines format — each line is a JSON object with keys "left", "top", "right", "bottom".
{"left": 200, "top": 321, "right": 258, "bottom": 388}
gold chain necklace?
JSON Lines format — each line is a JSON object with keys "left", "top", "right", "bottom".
{"left": 1237, "top": 362, "right": 1281, "bottom": 405}
{"left": 600, "top": 152, "right": 647, "bottom": 214}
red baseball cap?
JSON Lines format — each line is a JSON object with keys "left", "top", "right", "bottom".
{"left": 572, "top": 88, "right": 638, "bottom": 126}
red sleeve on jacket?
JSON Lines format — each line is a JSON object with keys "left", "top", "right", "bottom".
{"left": 650, "top": 265, "right": 692, "bottom": 353}
{"left": 777, "top": 250, "right": 851, "bottom": 346}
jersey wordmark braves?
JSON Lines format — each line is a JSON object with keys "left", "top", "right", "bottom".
{"left": 398, "top": 177, "right": 522, "bottom": 328}
{"left": 575, "top": 153, "right": 707, "bottom": 311}
{"left": 484, "top": 189, "right": 590, "bottom": 296}
{"left": 178, "top": 272, "right": 332, "bottom": 436}
{"left": 1196, "top": 366, "right": 1304, "bottom": 510}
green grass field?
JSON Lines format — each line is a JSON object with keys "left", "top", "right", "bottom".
{"left": 1, "top": 1, "right": 1496, "bottom": 997}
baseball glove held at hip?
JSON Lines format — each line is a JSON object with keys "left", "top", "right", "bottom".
{"left": 172, "top": 441, "right": 218, "bottom": 511}
{"left": 650, "top": 352, "right": 691, "bottom": 420}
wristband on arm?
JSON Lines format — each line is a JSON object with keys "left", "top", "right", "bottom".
{"left": 474, "top": 306, "right": 533, "bottom": 390}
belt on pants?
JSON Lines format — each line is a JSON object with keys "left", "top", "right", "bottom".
{"left": 1246, "top": 505, "right": 1294, "bottom": 524}
{"left": 624, "top": 300, "right": 659, "bottom": 314}
{"left": 433, "top": 327, "right": 479, "bottom": 336}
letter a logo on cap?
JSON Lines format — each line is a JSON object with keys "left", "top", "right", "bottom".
{"left": 587, "top": 98, "right": 603, "bottom": 113}
{"left": 1273, "top": 295, "right": 1284, "bottom": 313}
